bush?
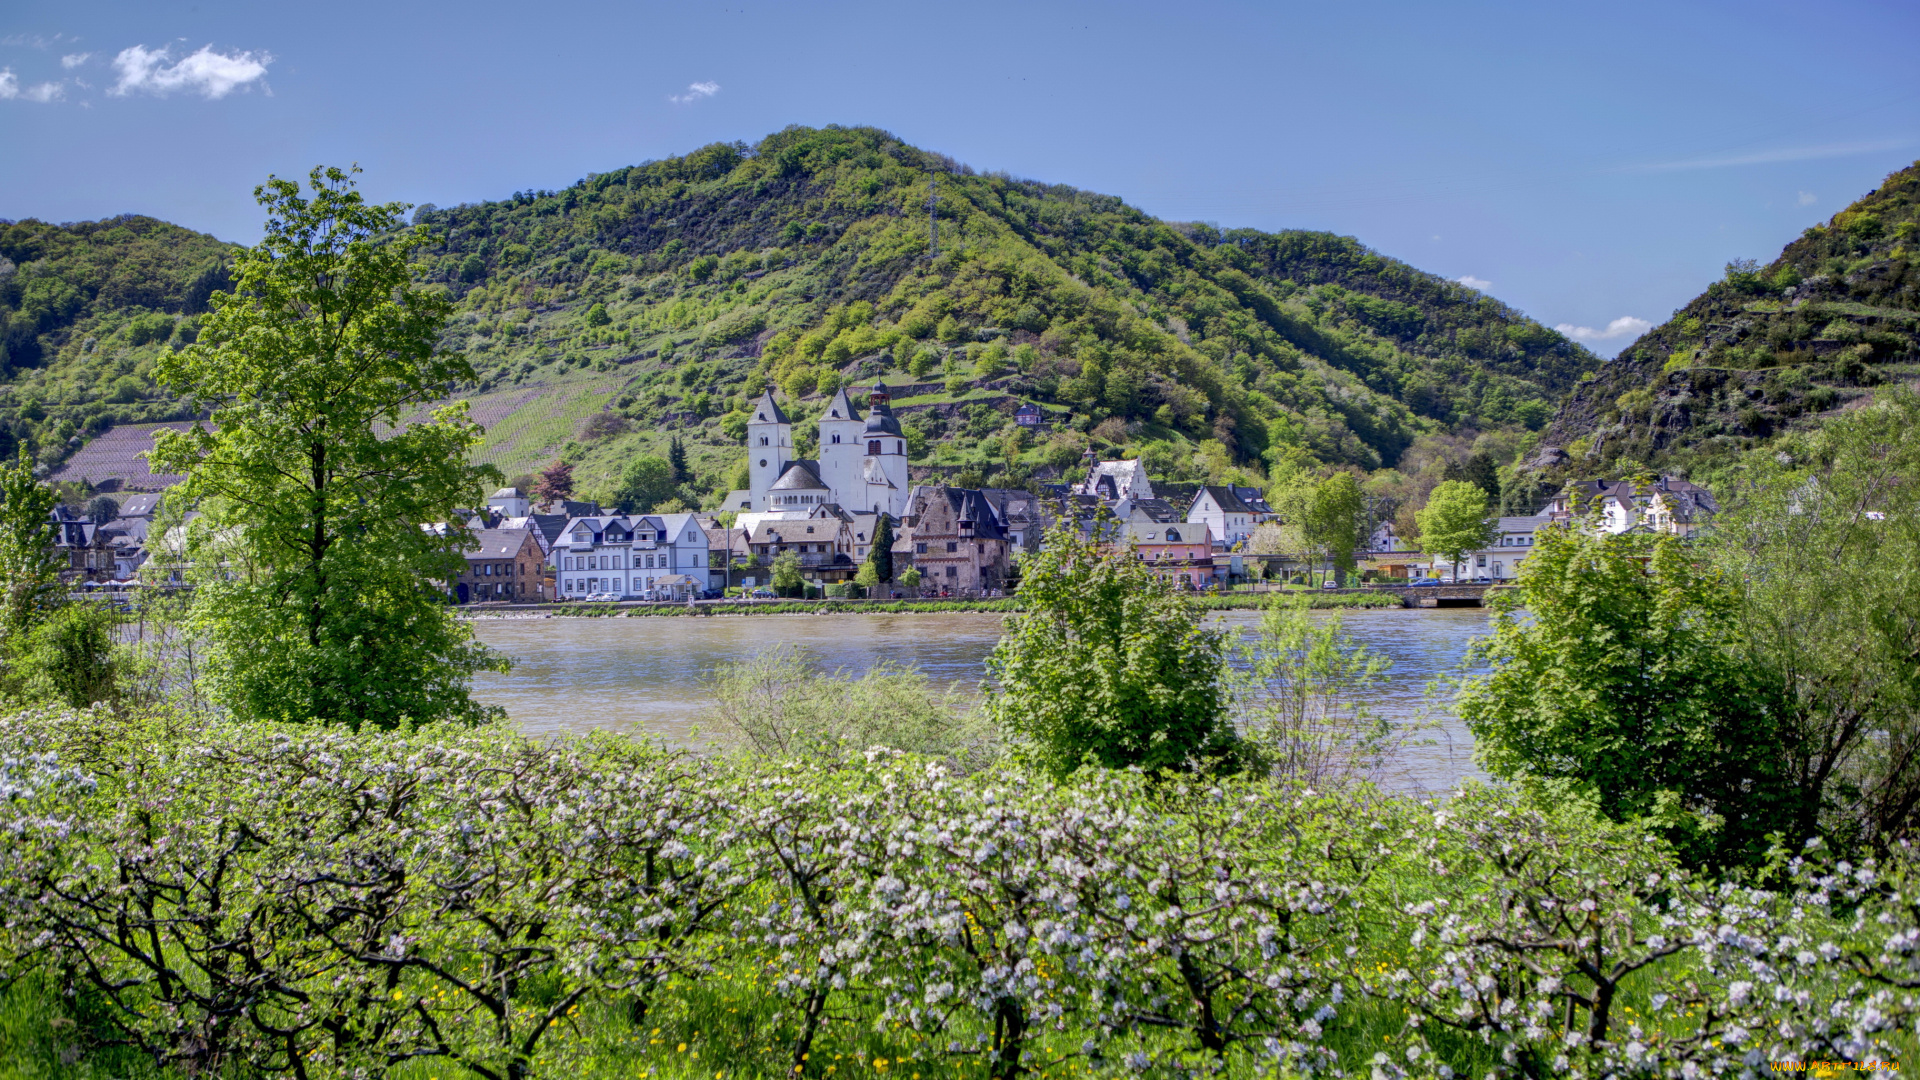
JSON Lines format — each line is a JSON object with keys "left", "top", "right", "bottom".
{"left": 987, "top": 516, "right": 1233, "bottom": 777}
{"left": 0, "top": 707, "right": 1914, "bottom": 1078}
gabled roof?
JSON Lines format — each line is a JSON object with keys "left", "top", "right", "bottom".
{"left": 1112, "top": 497, "right": 1179, "bottom": 524}
{"left": 118, "top": 492, "right": 164, "bottom": 518}
{"left": 1229, "top": 485, "right": 1273, "bottom": 514}
{"left": 925, "top": 486, "right": 1009, "bottom": 543}
{"left": 1193, "top": 485, "right": 1255, "bottom": 515}
{"left": 751, "top": 388, "right": 790, "bottom": 426}
{"left": 464, "top": 528, "right": 537, "bottom": 559}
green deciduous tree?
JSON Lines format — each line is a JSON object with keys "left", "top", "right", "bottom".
{"left": 1456, "top": 528, "right": 1786, "bottom": 866}
{"left": 149, "top": 166, "right": 507, "bottom": 729}
{"left": 1415, "top": 479, "right": 1496, "bottom": 581}
{"left": 613, "top": 456, "right": 677, "bottom": 513}
{"left": 0, "top": 450, "right": 62, "bottom": 647}
{"left": 987, "top": 516, "right": 1233, "bottom": 778}
{"left": 770, "top": 549, "right": 803, "bottom": 597}
{"left": 1234, "top": 596, "right": 1393, "bottom": 787}
{"left": 1309, "top": 472, "right": 1365, "bottom": 586}
{"left": 1708, "top": 386, "right": 1920, "bottom": 851}
{"left": 18, "top": 602, "right": 120, "bottom": 709}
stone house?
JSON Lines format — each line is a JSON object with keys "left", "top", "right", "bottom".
{"left": 456, "top": 528, "right": 546, "bottom": 603}
{"left": 900, "top": 485, "right": 1011, "bottom": 595}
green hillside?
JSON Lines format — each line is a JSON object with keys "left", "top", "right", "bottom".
{"left": 0, "top": 215, "right": 236, "bottom": 462}
{"left": 1542, "top": 159, "right": 1920, "bottom": 478}
{"left": 2, "top": 126, "right": 1600, "bottom": 504}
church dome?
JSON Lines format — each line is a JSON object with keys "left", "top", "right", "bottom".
{"left": 769, "top": 463, "right": 829, "bottom": 491}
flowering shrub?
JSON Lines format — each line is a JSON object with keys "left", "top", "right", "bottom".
{"left": 1, "top": 707, "right": 1916, "bottom": 1078}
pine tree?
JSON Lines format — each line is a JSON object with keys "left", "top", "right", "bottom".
{"left": 868, "top": 514, "right": 895, "bottom": 583}
{"left": 667, "top": 436, "right": 689, "bottom": 484}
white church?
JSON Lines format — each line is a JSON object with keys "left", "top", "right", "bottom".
{"left": 726, "top": 382, "right": 912, "bottom": 525}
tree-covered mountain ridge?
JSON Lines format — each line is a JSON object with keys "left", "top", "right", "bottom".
{"left": 2, "top": 125, "right": 1600, "bottom": 503}
{"left": 1541, "top": 158, "right": 1920, "bottom": 478}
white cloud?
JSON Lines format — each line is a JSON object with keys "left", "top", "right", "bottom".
{"left": 1632, "top": 138, "right": 1909, "bottom": 172}
{"left": 0, "top": 68, "right": 63, "bottom": 102}
{"left": 1797, "top": 190, "right": 1817, "bottom": 206}
{"left": 1456, "top": 275, "right": 1492, "bottom": 291}
{"left": 1555, "top": 316, "right": 1652, "bottom": 343}
{"left": 668, "top": 80, "right": 720, "bottom": 105}
{"left": 60, "top": 52, "right": 90, "bottom": 68}
{"left": 110, "top": 44, "right": 271, "bottom": 99}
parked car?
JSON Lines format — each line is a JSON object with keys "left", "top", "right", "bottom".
{"left": 1408, "top": 577, "right": 1443, "bottom": 587}
{"left": 750, "top": 587, "right": 776, "bottom": 599}
{"left": 1321, "top": 580, "right": 1340, "bottom": 590}
{"left": 584, "top": 591, "right": 622, "bottom": 603}
{"left": 1471, "top": 576, "right": 1493, "bottom": 585}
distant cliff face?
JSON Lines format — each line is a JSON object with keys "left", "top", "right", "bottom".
{"left": 1541, "top": 160, "right": 1920, "bottom": 478}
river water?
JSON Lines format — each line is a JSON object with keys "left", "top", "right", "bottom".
{"left": 470, "top": 606, "right": 1492, "bottom": 793}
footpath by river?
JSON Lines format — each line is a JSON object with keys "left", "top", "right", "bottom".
{"left": 471, "top": 606, "right": 1492, "bottom": 793}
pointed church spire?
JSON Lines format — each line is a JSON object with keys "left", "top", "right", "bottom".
{"left": 752, "top": 386, "right": 790, "bottom": 425}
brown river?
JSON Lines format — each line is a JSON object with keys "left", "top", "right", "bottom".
{"left": 470, "top": 607, "right": 1493, "bottom": 793}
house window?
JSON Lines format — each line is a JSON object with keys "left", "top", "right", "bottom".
{"left": 916, "top": 542, "right": 927, "bottom": 554}
{"left": 946, "top": 542, "right": 957, "bottom": 552}
{"left": 945, "top": 566, "right": 957, "bottom": 578}
{"left": 868, "top": 440, "right": 881, "bottom": 455}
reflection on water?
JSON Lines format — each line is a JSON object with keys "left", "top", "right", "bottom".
{"left": 471, "top": 606, "right": 1492, "bottom": 793}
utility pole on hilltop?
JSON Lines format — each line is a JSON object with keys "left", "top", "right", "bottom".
{"left": 928, "top": 175, "right": 939, "bottom": 262}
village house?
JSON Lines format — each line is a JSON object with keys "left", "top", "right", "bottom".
{"left": 1121, "top": 520, "right": 1216, "bottom": 588}
{"left": 1072, "top": 458, "right": 1155, "bottom": 501}
{"left": 900, "top": 485, "right": 1012, "bottom": 595}
{"left": 1543, "top": 476, "right": 1717, "bottom": 536}
{"left": 745, "top": 517, "right": 856, "bottom": 584}
{"left": 1422, "top": 513, "right": 1551, "bottom": 582}
{"left": 551, "top": 512, "right": 711, "bottom": 599}
{"left": 1185, "top": 485, "right": 1260, "bottom": 548}
{"left": 977, "top": 488, "right": 1045, "bottom": 553}
{"left": 454, "top": 528, "right": 546, "bottom": 603}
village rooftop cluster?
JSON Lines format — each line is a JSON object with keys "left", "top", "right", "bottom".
{"left": 46, "top": 382, "right": 1717, "bottom": 604}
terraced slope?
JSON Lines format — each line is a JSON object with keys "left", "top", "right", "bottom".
{"left": 1541, "top": 160, "right": 1920, "bottom": 477}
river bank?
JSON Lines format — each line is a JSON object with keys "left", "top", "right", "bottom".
{"left": 470, "top": 607, "right": 1490, "bottom": 792}
{"left": 460, "top": 590, "right": 1412, "bottom": 619}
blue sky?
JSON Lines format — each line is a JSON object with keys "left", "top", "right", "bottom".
{"left": 3, "top": 0, "right": 1916, "bottom": 357}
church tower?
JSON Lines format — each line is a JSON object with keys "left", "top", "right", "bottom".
{"left": 746, "top": 388, "right": 792, "bottom": 513}
{"left": 861, "top": 381, "right": 911, "bottom": 517}
{"left": 815, "top": 385, "right": 867, "bottom": 508}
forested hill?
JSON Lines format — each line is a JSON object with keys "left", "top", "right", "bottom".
{"left": 0, "top": 215, "right": 234, "bottom": 459}
{"left": 1, "top": 126, "right": 1598, "bottom": 504}
{"left": 1541, "top": 159, "right": 1920, "bottom": 478}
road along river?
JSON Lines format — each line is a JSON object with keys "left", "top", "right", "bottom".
{"left": 471, "top": 606, "right": 1492, "bottom": 793}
